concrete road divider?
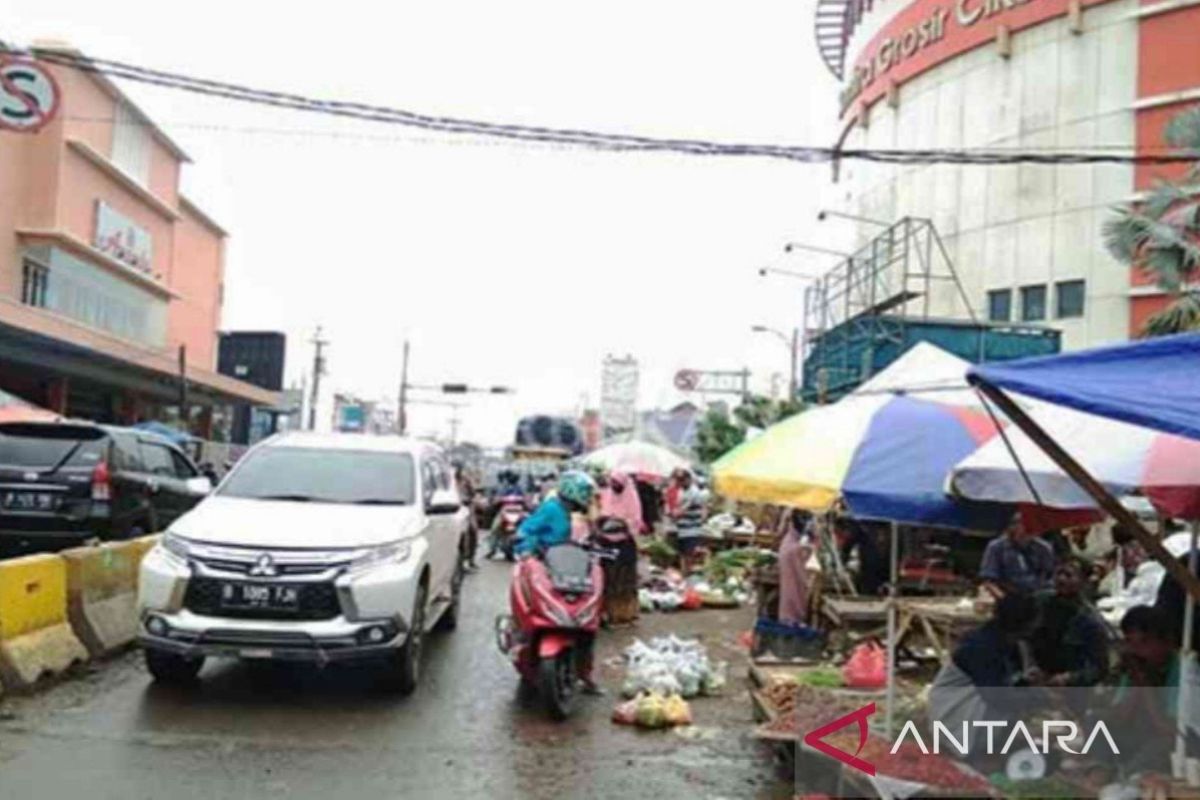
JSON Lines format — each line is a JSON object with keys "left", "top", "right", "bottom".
{"left": 127, "top": 534, "right": 162, "bottom": 571}
{"left": 0, "top": 554, "right": 88, "bottom": 690}
{"left": 61, "top": 542, "right": 141, "bottom": 658}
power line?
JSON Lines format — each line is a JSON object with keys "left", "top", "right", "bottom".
{"left": 23, "top": 47, "right": 1200, "bottom": 167}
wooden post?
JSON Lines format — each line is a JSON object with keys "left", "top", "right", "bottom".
{"left": 971, "top": 376, "right": 1200, "bottom": 602}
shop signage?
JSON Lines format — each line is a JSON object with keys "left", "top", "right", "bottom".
{"left": 673, "top": 369, "right": 750, "bottom": 397}
{"left": 839, "top": 0, "right": 1054, "bottom": 115}
{"left": 93, "top": 201, "right": 153, "bottom": 275}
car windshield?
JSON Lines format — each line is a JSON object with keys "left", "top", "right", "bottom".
{"left": 218, "top": 447, "right": 415, "bottom": 505}
{"left": 0, "top": 424, "right": 108, "bottom": 470}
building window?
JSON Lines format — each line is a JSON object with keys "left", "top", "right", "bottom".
{"left": 110, "top": 101, "right": 151, "bottom": 186}
{"left": 1056, "top": 280, "right": 1086, "bottom": 319}
{"left": 987, "top": 289, "right": 1012, "bottom": 322}
{"left": 1020, "top": 284, "right": 1047, "bottom": 322}
{"left": 21, "top": 259, "right": 49, "bottom": 308}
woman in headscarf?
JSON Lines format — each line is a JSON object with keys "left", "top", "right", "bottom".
{"left": 777, "top": 509, "right": 816, "bottom": 625}
{"left": 596, "top": 471, "right": 644, "bottom": 625}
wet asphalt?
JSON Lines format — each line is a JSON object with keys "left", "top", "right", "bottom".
{"left": 0, "top": 557, "right": 793, "bottom": 799}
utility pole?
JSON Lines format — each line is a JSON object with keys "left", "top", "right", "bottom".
{"left": 397, "top": 339, "right": 410, "bottom": 435}
{"left": 177, "top": 344, "right": 188, "bottom": 429}
{"left": 308, "top": 327, "right": 328, "bottom": 431}
{"left": 789, "top": 327, "right": 799, "bottom": 401}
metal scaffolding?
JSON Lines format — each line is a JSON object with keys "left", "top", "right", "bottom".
{"left": 800, "top": 217, "right": 978, "bottom": 400}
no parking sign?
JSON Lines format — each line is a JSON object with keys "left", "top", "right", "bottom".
{"left": 0, "top": 57, "right": 60, "bottom": 133}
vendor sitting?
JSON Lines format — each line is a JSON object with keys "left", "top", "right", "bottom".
{"left": 929, "top": 593, "right": 1041, "bottom": 759}
{"left": 1109, "top": 606, "right": 1198, "bottom": 771}
{"left": 980, "top": 511, "right": 1056, "bottom": 598}
{"left": 1030, "top": 560, "right": 1112, "bottom": 687}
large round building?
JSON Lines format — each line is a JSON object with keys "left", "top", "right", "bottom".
{"left": 816, "top": 0, "right": 1199, "bottom": 351}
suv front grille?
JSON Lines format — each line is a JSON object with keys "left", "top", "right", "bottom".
{"left": 183, "top": 577, "right": 341, "bottom": 621}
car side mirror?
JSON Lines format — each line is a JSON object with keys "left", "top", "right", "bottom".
{"left": 426, "top": 489, "right": 462, "bottom": 515}
{"left": 199, "top": 463, "right": 220, "bottom": 484}
{"left": 185, "top": 476, "right": 213, "bottom": 495}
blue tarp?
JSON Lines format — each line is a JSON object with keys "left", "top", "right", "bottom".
{"left": 969, "top": 332, "right": 1200, "bottom": 442}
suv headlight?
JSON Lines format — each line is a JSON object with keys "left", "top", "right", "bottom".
{"left": 160, "top": 532, "right": 193, "bottom": 565}
{"left": 347, "top": 541, "right": 413, "bottom": 575}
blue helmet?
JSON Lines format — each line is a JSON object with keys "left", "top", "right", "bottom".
{"left": 557, "top": 470, "right": 596, "bottom": 510}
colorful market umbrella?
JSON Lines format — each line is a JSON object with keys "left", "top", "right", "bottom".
{"left": 581, "top": 440, "right": 690, "bottom": 481}
{"left": 712, "top": 392, "right": 1011, "bottom": 531}
{"left": 950, "top": 398, "right": 1200, "bottom": 519}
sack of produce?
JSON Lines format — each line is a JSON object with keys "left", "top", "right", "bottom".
{"left": 842, "top": 641, "right": 887, "bottom": 688}
{"left": 662, "top": 694, "right": 693, "bottom": 726}
{"left": 611, "top": 698, "right": 639, "bottom": 725}
{"left": 635, "top": 692, "right": 667, "bottom": 729}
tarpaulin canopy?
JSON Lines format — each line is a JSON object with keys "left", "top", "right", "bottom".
{"left": 969, "top": 332, "right": 1200, "bottom": 442}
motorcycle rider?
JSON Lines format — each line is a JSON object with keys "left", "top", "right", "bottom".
{"left": 515, "top": 470, "right": 603, "bottom": 695}
{"left": 487, "top": 470, "right": 527, "bottom": 559}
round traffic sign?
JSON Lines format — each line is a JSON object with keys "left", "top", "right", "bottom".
{"left": 674, "top": 369, "right": 700, "bottom": 392}
{"left": 0, "top": 57, "right": 61, "bottom": 133}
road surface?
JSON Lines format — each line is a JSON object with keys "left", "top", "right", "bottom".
{"left": 0, "top": 558, "right": 792, "bottom": 799}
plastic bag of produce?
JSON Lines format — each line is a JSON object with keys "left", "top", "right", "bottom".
{"left": 842, "top": 641, "right": 887, "bottom": 689}
{"left": 635, "top": 692, "right": 667, "bottom": 729}
{"left": 638, "top": 589, "right": 654, "bottom": 612}
{"left": 612, "top": 698, "right": 639, "bottom": 725}
{"left": 677, "top": 665, "right": 702, "bottom": 698}
{"left": 701, "top": 661, "right": 728, "bottom": 696}
{"left": 662, "top": 694, "right": 693, "bottom": 726}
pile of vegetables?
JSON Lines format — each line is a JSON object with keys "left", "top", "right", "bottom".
{"left": 640, "top": 537, "right": 678, "bottom": 568}
{"left": 825, "top": 732, "right": 993, "bottom": 793}
{"left": 795, "top": 667, "right": 843, "bottom": 689}
{"left": 704, "top": 547, "right": 774, "bottom": 585}
{"left": 612, "top": 691, "right": 693, "bottom": 729}
{"left": 621, "top": 636, "right": 727, "bottom": 699}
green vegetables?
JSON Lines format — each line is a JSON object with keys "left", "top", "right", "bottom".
{"left": 704, "top": 547, "right": 775, "bottom": 584}
{"left": 795, "top": 667, "right": 843, "bottom": 688}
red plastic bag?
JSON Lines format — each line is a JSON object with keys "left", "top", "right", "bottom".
{"left": 680, "top": 588, "right": 704, "bottom": 610}
{"left": 842, "top": 641, "right": 887, "bottom": 688}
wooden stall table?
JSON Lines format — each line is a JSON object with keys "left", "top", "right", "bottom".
{"left": 894, "top": 596, "right": 986, "bottom": 663}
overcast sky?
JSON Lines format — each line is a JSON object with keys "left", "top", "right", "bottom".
{"left": 5, "top": 0, "right": 847, "bottom": 445}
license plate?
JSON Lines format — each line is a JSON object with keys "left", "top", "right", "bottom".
{"left": 2, "top": 491, "right": 59, "bottom": 511}
{"left": 219, "top": 582, "right": 300, "bottom": 612}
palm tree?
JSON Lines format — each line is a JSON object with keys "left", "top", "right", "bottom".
{"left": 1103, "top": 105, "right": 1200, "bottom": 336}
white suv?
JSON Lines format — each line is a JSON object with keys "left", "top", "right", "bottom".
{"left": 138, "top": 432, "right": 468, "bottom": 694}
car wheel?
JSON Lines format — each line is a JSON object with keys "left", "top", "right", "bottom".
{"left": 145, "top": 649, "right": 204, "bottom": 685}
{"left": 435, "top": 559, "right": 464, "bottom": 633}
{"left": 538, "top": 649, "right": 578, "bottom": 721}
{"left": 383, "top": 581, "right": 427, "bottom": 695}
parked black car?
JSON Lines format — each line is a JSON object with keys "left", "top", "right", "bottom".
{"left": 0, "top": 421, "right": 213, "bottom": 554}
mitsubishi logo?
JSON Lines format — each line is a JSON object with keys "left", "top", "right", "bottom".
{"left": 249, "top": 553, "right": 278, "bottom": 577}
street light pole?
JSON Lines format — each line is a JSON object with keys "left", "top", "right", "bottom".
{"left": 398, "top": 339, "right": 410, "bottom": 435}
{"left": 751, "top": 325, "right": 799, "bottom": 400}
{"left": 308, "top": 327, "right": 328, "bottom": 431}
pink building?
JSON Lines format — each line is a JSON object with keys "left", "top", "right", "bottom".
{"left": 0, "top": 45, "right": 275, "bottom": 433}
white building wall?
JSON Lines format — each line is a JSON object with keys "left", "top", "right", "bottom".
{"left": 837, "top": 0, "right": 1137, "bottom": 350}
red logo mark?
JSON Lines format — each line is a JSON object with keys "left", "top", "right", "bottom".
{"left": 803, "top": 702, "right": 876, "bottom": 776}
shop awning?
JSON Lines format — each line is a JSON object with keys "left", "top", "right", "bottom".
{"left": 968, "top": 332, "right": 1200, "bottom": 442}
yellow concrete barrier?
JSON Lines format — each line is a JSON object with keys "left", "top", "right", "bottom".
{"left": 127, "top": 534, "right": 162, "bottom": 570}
{"left": 61, "top": 542, "right": 140, "bottom": 658}
{"left": 0, "top": 554, "right": 87, "bottom": 689}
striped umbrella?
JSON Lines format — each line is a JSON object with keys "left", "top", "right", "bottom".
{"left": 0, "top": 390, "right": 60, "bottom": 423}
{"left": 950, "top": 400, "right": 1200, "bottom": 519}
{"left": 581, "top": 440, "right": 691, "bottom": 481}
{"left": 712, "top": 392, "right": 1010, "bottom": 530}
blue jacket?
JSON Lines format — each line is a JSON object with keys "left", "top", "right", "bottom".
{"left": 515, "top": 496, "right": 572, "bottom": 556}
